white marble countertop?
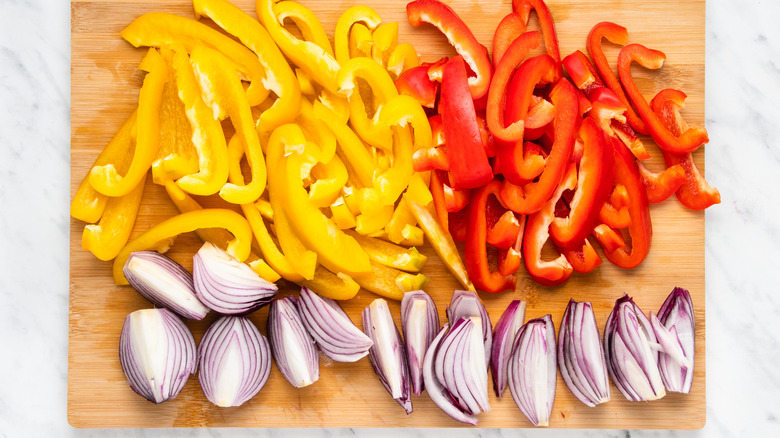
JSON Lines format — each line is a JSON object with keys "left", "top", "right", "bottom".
{"left": 1, "top": 0, "right": 779, "bottom": 436}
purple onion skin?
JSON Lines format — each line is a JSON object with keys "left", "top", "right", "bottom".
{"left": 401, "top": 290, "right": 440, "bottom": 396}
{"left": 507, "top": 315, "right": 556, "bottom": 427}
{"left": 268, "top": 296, "right": 320, "bottom": 388}
{"left": 656, "top": 287, "right": 695, "bottom": 393}
{"left": 123, "top": 251, "right": 209, "bottom": 320}
{"left": 197, "top": 316, "right": 271, "bottom": 407}
{"left": 491, "top": 300, "right": 526, "bottom": 398}
{"left": 447, "top": 290, "right": 492, "bottom": 366}
{"left": 604, "top": 295, "right": 666, "bottom": 402}
{"left": 298, "top": 287, "right": 373, "bottom": 362}
{"left": 119, "top": 308, "right": 197, "bottom": 404}
{"left": 363, "top": 299, "right": 413, "bottom": 414}
{"left": 557, "top": 300, "right": 610, "bottom": 407}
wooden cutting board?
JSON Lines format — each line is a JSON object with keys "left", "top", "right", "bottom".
{"left": 70, "top": 0, "right": 706, "bottom": 429}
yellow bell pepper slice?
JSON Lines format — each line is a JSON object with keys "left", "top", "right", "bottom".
{"left": 82, "top": 173, "right": 146, "bottom": 261}
{"left": 405, "top": 197, "right": 474, "bottom": 291}
{"left": 112, "top": 209, "right": 253, "bottom": 285}
{"left": 296, "top": 68, "right": 316, "bottom": 96}
{"left": 313, "top": 101, "right": 375, "bottom": 188}
{"left": 193, "top": 0, "right": 301, "bottom": 132}
{"left": 354, "top": 261, "right": 428, "bottom": 301}
{"left": 120, "top": 12, "right": 268, "bottom": 106}
{"left": 301, "top": 269, "right": 360, "bottom": 301}
{"left": 372, "top": 22, "right": 399, "bottom": 67}
{"left": 190, "top": 45, "right": 266, "bottom": 205}
{"left": 335, "top": 6, "right": 382, "bottom": 65}
{"left": 355, "top": 201, "right": 394, "bottom": 235}
{"left": 297, "top": 99, "right": 336, "bottom": 163}
{"left": 71, "top": 111, "right": 136, "bottom": 223}
{"left": 89, "top": 48, "right": 166, "bottom": 197}
{"left": 336, "top": 57, "right": 398, "bottom": 150}
{"left": 346, "top": 230, "right": 427, "bottom": 272}
{"left": 317, "top": 89, "right": 351, "bottom": 124}
{"left": 330, "top": 197, "right": 357, "bottom": 229}
{"left": 254, "top": 198, "right": 274, "bottom": 222}
{"left": 269, "top": 124, "right": 371, "bottom": 277}
{"left": 257, "top": 0, "right": 341, "bottom": 94}
{"left": 386, "top": 203, "right": 417, "bottom": 244}
{"left": 349, "top": 23, "right": 374, "bottom": 59}
{"left": 309, "top": 155, "right": 348, "bottom": 208}
{"left": 274, "top": 1, "right": 334, "bottom": 56}
{"left": 387, "top": 42, "right": 419, "bottom": 78}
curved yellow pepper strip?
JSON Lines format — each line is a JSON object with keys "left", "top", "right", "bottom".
{"left": 168, "top": 49, "right": 229, "bottom": 196}
{"left": 71, "top": 111, "right": 136, "bottom": 223}
{"left": 301, "top": 269, "right": 360, "bottom": 301}
{"left": 335, "top": 6, "right": 382, "bottom": 65}
{"left": 385, "top": 173, "right": 430, "bottom": 245}
{"left": 309, "top": 155, "right": 348, "bottom": 208}
{"left": 190, "top": 45, "right": 266, "bottom": 205}
{"left": 297, "top": 99, "right": 336, "bottom": 163}
{"left": 336, "top": 57, "right": 398, "bottom": 151}
{"left": 330, "top": 197, "right": 356, "bottom": 229}
{"left": 354, "top": 261, "right": 428, "bottom": 301}
{"left": 349, "top": 23, "right": 374, "bottom": 59}
{"left": 387, "top": 42, "right": 419, "bottom": 78}
{"left": 296, "top": 68, "right": 316, "bottom": 96}
{"left": 274, "top": 1, "right": 334, "bottom": 56}
{"left": 317, "top": 90, "right": 351, "bottom": 124}
{"left": 270, "top": 124, "right": 372, "bottom": 277}
{"left": 256, "top": 0, "right": 341, "bottom": 94}
{"left": 89, "top": 48, "right": 167, "bottom": 197}
{"left": 355, "top": 198, "right": 394, "bottom": 235}
{"left": 312, "top": 101, "right": 375, "bottom": 188}
{"left": 254, "top": 198, "right": 274, "bottom": 222}
{"left": 345, "top": 230, "right": 427, "bottom": 272}
{"left": 120, "top": 12, "right": 268, "bottom": 107}
{"left": 82, "top": 173, "right": 146, "bottom": 261}
{"left": 379, "top": 94, "right": 433, "bottom": 149}
{"left": 193, "top": 0, "right": 301, "bottom": 132}
{"left": 372, "top": 22, "right": 399, "bottom": 67}
{"left": 112, "top": 209, "right": 252, "bottom": 285}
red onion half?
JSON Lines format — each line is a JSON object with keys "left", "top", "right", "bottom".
{"left": 193, "top": 242, "right": 278, "bottom": 315}
{"left": 604, "top": 295, "right": 666, "bottom": 402}
{"left": 197, "top": 316, "right": 271, "bottom": 407}
{"left": 298, "top": 287, "right": 373, "bottom": 362}
{"left": 654, "top": 287, "right": 695, "bottom": 393}
{"left": 123, "top": 251, "right": 209, "bottom": 320}
{"left": 447, "top": 290, "right": 492, "bottom": 366}
{"left": 558, "top": 300, "right": 610, "bottom": 407}
{"left": 119, "top": 308, "right": 197, "bottom": 404}
{"left": 362, "top": 299, "right": 413, "bottom": 414}
{"left": 507, "top": 315, "right": 557, "bottom": 427}
{"left": 268, "top": 296, "right": 320, "bottom": 388}
{"left": 491, "top": 300, "right": 526, "bottom": 398}
{"left": 401, "top": 290, "right": 439, "bottom": 396}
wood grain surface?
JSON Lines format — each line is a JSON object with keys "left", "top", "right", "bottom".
{"left": 70, "top": 0, "right": 707, "bottom": 429}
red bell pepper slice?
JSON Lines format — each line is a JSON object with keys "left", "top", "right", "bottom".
{"left": 504, "top": 69, "right": 555, "bottom": 143}
{"left": 586, "top": 22, "right": 648, "bottom": 135}
{"left": 466, "top": 180, "right": 517, "bottom": 293}
{"left": 448, "top": 208, "right": 468, "bottom": 242}
{"left": 425, "top": 56, "right": 449, "bottom": 82}
{"left": 512, "top": 0, "right": 561, "bottom": 63}
{"left": 550, "top": 117, "right": 615, "bottom": 249}
{"left": 494, "top": 140, "right": 546, "bottom": 184}
{"left": 500, "top": 78, "right": 578, "bottom": 214}
{"left": 429, "top": 168, "right": 450, "bottom": 232}
{"left": 475, "top": 111, "right": 497, "bottom": 158}
{"left": 562, "top": 50, "right": 603, "bottom": 95}
{"left": 498, "top": 214, "right": 525, "bottom": 276}
{"left": 651, "top": 88, "right": 721, "bottom": 210}
{"left": 444, "top": 183, "right": 469, "bottom": 213}
{"left": 395, "top": 65, "right": 439, "bottom": 108}
{"left": 429, "top": 114, "right": 445, "bottom": 146}
{"left": 527, "top": 95, "right": 556, "bottom": 129}
{"left": 594, "top": 138, "right": 652, "bottom": 269}
{"left": 598, "top": 184, "right": 631, "bottom": 229}
{"left": 407, "top": 0, "right": 493, "bottom": 99}
{"left": 523, "top": 163, "right": 576, "bottom": 286}
{"left": 617, "top": 44, "right": 709, "bottom": 154}
{"left": 485, "top": 194, "right": 522, "bottom": 250}
{"left": 439, "top": 55, "right": 493, "bottom": 189}
{"left": 560, "top": 238, "right": 602, "bottom": 273}
{"left": 492, "top": 13, "right": 527, "bottom": 68}
{"left": 412, "top": 146, "right": 449, "bottom": 172}
{"left": 637, "top": 161, "right": 686, "bottom": 204}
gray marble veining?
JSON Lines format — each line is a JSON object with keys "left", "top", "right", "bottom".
{"left": 1, "top": 0, "right": 779, "bottom": 436}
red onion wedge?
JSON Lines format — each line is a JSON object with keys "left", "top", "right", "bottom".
{"left": 193, "top": 242, "right": 278, "bottom": 315}
{"left": 401, "top": 290, "right": 440, "bottom": 396}
{"left": 197, "top": 316, "right": 271, "bottom": 407}
{"left": 119, "top": 308, "right": 197, "bottom": 404}
{"left": 298, "top": 287, "right": 373, "bottom": 362}
{"left": 491, "top": 300, "right": 526, "bottom": 398}
{"left": 654, "top": 287, "right": 695, "bottom": 393}
{"left": 268, "top": 296, "right": 319, "bottom": 388}
{"left": 558, "top": 300, "right": 610, "bottom": 407}
{"left": 363, "top": 299, "right": 413, "bottom": 413}
{"left": 447, "top": 290, "right": 492, "bottom": 366}
{"left": 423, "top": 324, "right": 479, "bottom": 426}
{"left": 123, "top": 251, "right": 209, "bottom": 320}
{"left": 604, "top": 295, "right": 666, "bottom": 402}
{"left": 507, "top": 315, "right": 557, "bottom": 427}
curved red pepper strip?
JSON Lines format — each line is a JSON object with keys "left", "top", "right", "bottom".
{"left": 594, "top": 138, "right": 652, "bottom": 269}
{"left": 562, "top": 50, "right": 603, "bottom": 95}
{"left": 560, "top": 238, "right": 602, "bottom": 273}
{"left": 448, "top": 208, "right": 468, "bottom": 242}
{"left": 412, "top": 146, "right": 449, "bottom": 172}
{"left": 444, "top": 184, "right": 470, "bottom": 213}
{"left": 522, "top": 163, "right": 576, "bottom": 287}
{"left": 617, "top": 44, "right": 709, "bottom": 154}
{"left": 466, "top": 180, "right": 517, "bottom": 293}
{"left": 395, "top": 65, "right": 439, "bottom": 108}
{"left": 498, "top": 215, "right": 525, "bottom": 276}
{"left": 485, "top": 196, "right": 521, "bottom": 250}
{"left": 407, "top": 0, "right": 493, "bottom": 99}
{"left": 425, "top": 56, "right": 449, "bottom": 82}
{"left": 637, "top": 161, "right": 686, "bottom": 204}
{"left": 512, "top": 0, "right": 561, "bottom": 63}
{"left": 475, "top": 111, "right": 497, "bottom": 158}
{"left": 500, "top": 78, "right": 578, "bottom": 215}
{"left": 586, "top": 22, "right": 648, "bottom": 135}
{"left": 550, "top": 117, "right": 615, "bottom": 249}
{"left": 495, "top": 141, "right": 546, "bottom": 184}
{"left": 526, "top": 96, "right": 556, "bottom": 129}
{"left": 651, "top": 89, "right": 721, "bottom": 210}
{"left": 593, "top": 223, "right": 624, "bottom": 254}
{"left": 492, "top": 13, "right": 526, "bottom": 68}
{"left": 430, "top": 169, "right": 450, "bottom": 232}
{"left": 598, "top": 184, "right": 631, "bottom": 229}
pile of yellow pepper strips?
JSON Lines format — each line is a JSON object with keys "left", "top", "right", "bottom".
{"left": 71, "top": 0, "right": 474, "bottom": 301}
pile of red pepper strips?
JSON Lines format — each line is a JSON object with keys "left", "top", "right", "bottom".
{"left": 400, "top": 0, "right": 719, "bottom": 293}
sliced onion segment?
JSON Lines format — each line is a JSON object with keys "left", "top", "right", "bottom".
{"left": 447, "top": 290, "right": 492, "bottom": 365}
{"left": 654, "top": 287, "right": 695, "bottom": 393}
{"left": 423, "top": 324, "right": 478, "bottom": 425}
{"left": 507, "top": 315, "right": 557, "bottom": 427}
{"left": 435, "top": 317, "right": 491, "bottom": 416}
{"left": 268, "top": 296, "right": 320, "bottom": 388}
{"left": 401, "top": 290, "right": 440, "bottom": 396}
{"left": 491, "top": 300, "right": 526, "bottom": 397}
